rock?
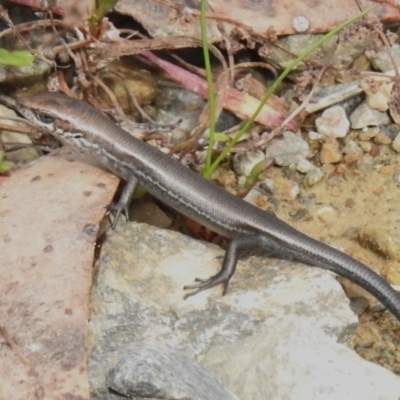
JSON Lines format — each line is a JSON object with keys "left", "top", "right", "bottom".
{"left": 106, "top": 343, "right": 239, "bottom": 400}
{"left": 309, "top": 130, "right": 323, "bottom": 141}
{"left": 350, "top": 102, "right": 390, "bottom": 129}
{"left": 342, "top": 140, "right": 364, "bottom": 164}
{"left": 242, "top": 187, "right": 271, "bottom": 207}
{"left": 326, "top": 173, "right": 343, "bottom": 186}
{"left": 359, "top": 76, "right": 393, "bottom": 112}
{"left": 200, "top": 318, "right": 400, "bottom": 400}
{"left": 315, "top": 106, "right": 350, "bottom": 138}
{"left": 358, "top": 126, "right": 380, "bottom": 141}
{"left": 342, "top": 140, "right": 363, "bottom": 155}
{"left": 374, "top": 131, "right": 392, "bottom": 145}
{"left": 260, "top": 178, "right": 274, "bottom": 192}
{"left": 0, "top": 57, "right": 50, "bottom": 84}
{"left": 305, "top": 168, "right": 324, "bottom": 186}
{"left": 129, "top": 200, "right": 172, "bottom": 229}
{"left": 358, "top": 141, "right": 372, "bottom": 153}
{"left": 305, "top": 81, "right": 364, "bottom": 115}
{"left": 357, "top": 154, "right": 375, "bottom": 174}
{"left": 344, "top": 153, "right": 361, "bottom": 164}
{"left": 268, "top": 34, "right": 325, "bottom": 69}
{"left": 0, "top": 105, "right": 38, "bottom": 162}
{"left": 265, "top": 131, "right": 309, "bottom": 166}
{"left": 232, "top": 150, "right": 266, "bottom": 176}
{"left": 377, "top": 144, "right": 391, "bottom": 156}
{"left": 282, "top": 181, "right": 300, "bottom": 200}
{"left": 296, "top": 158, "right": 315, "bottom": 173}
{"left": 381, "top": 125, "right": 399, "bottom": 141}
{"left": 316, "top": 205, "right": 337, "bottom": 226}
{"left": 88, "top": 222, "right": 358, "bottom": 397}
{"left": 369, "top": 43, "right": 400, "bottom": 72}
{"left": 392, "top": 132, "right": 400, "bottom": 152}
{"left": 320, "top": 142, "right": 342, "bottom": 164}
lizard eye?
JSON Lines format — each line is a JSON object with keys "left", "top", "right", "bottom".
{"left": 37, "top": 112, "right": 55, "bottom": 124}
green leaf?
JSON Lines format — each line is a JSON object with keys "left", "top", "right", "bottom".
{"left": 244, "top": 158, "right": 272, "bottom": 190}
{"left": 0, "top": 48, "right": 34, "bottom": 67}
{"left": 200, "top": 0, "right": 217, "bottom": 177}
{"left": 204, "top": 6, "right": 375, "bottom": 177}
{"left": 204, "top": 131, "right": 229, "bottom": 142}
{"left": 89, "top": 0, "right": 119, "bottom": 31}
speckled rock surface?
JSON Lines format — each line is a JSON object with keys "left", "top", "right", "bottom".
{"left": 201, "top": 318, "right": 400, "bottom": 400}
{"left": 88, "top": 222, "right": 358, "bottom": 398}
{"left": 105, "top": 343, "right": 239, "bottom": 400}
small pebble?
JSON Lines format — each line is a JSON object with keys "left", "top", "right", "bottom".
{"left": 296, "top": 158, "right": 315, "bottom": 173}
{"left": 315, "top": 106, "right": 350, "bottom": 138}
{"left": 260, "top": 178, "right": 274, "bottom": 193}
{"left": 358, "top": 127, "right": 380, "bottom": 141}
{"left": 326, "top": 174, "right": 343, "bottom": 186}
{"left": 232, "top": 150, "right": 265, "bottom": 176}
{"left": 335, "top": 164, "right": 347, "bottom": 174}
{"left": 316, "top": 206, "right": 337, "bottom": 225}
{"left": 308, "top": 130, "right": 322, "bottom": 141}
{"left": 265, "top": 131, "right": 309, "bottom": 166}
{"left": 287, "top": 182, "right": 300, "bottom": 199}
{"left": 342, "top": 140, "right": 363, "bottom": 155}
{"left": 360, "top": 76, "right": 393, "bottom": 112}
{"left": 378, "top": 145, "right": 391, "bottom": 156}
{"left": 243, "top": 188, "right": 270, "bottom": 210}
{"left": 357, "top": 154, "right": 375, "bottom": 173}
{"left": 290, "top": 208, "right": 313, "bottom": 222}
{"left": 320, "top": 142, "right": 342, "bottom": 164}
{"left": 374, "top": 132, "right": 392, "bottom": 145}
{"left": 304, "top": 168, "right": 324, "bottom": 186}
{"left": 369, "top": 43, "right": 400, "bottom": 72}
{"left": 358, "top": 141, "right": 372, "bottom": 153}
{"left": 350, "top": 102, "right": 390, "bottom": 129}
{"left": 344, "top": 154, "right": 361, "bottom": 164}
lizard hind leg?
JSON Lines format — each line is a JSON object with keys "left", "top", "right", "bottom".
{"left": 184, "top": 233, "right": 281, "bottom": 298}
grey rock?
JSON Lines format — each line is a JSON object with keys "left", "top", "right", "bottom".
{"left": 259, "top": 177, "right": 274, "bottom": 192}
{"left": 369, "top": 43, "right": 400, "bottom": 72}
{"left": 232, "top": 151, "right": 266, "bottom": 176}
{"left": 342, "top": 140, "right": 363, "bottom": 155}
{"left": 309, "top": 130, "right": 323, "bottom": 140}
{"left": 89, "top": 223, "right": 357, "bottom": 397}
{"left": 306, "top": 82, "right": 364, "bottom": 115}
{"left": 201, "top": 318, "right": 400, "bottom": 400}
{"left": 304, "top": 168, "right": 325, "bottom": 186}
{"left": 296, "top": 157, "right": 315, "bottom": 173}
{"left": 315, "top": 106, "right": 350, "bottom": 138}
{"left": 265, "top": 131, "right": 309, "bottom": 166}
{"left": 106, "top": 342, "right": 239, "bottom": 400}
{"left": 350, "top": 102, "right": 390, "bottom": 129}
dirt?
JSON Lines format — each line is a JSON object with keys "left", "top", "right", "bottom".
{"left": 255, "top": 152, "right": 400, "bottom": 373}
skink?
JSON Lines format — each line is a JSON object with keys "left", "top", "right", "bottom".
{"left": 17, "top": 92, "right": 400, "bottom": 322}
